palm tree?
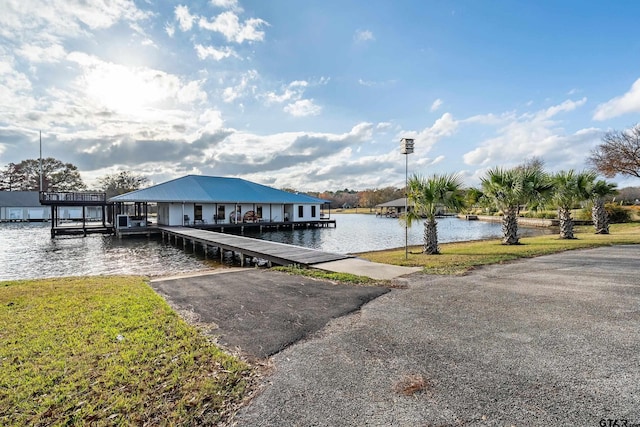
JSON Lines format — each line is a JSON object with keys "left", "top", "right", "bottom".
{"left": 549, "top": 170, "right": 596, "bottom": 239}
{"left": 589, "top": 179, "right": 617, "bottom": 234}
{"left": 405, "top": 173, "right": 466, "bottom": 254}
{"left": 481, "top": 165, "right": 552, "bottom": 245}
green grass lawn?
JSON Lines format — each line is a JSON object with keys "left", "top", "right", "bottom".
{"left": 357, "top": 222, "right": 640, "bottom": 274}
{"left": 0, "top": 276, "right": 252, "bottom": 426}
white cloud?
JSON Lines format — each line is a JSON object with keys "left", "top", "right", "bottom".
{"left": 17, "top": 42, "right": 67, "bottom": 63}
{"left": 175, "top": 5, "right": 196, "bottom": 31}
{"left": 357, "top": 78, "right": 396, "bottom": 88}
{"left": 537, "top": 97, "right": 586, "bottom": 120}
{"left": 264, "top": 80, "right": 308, "bottom": 104}
{"left": 199, "top": 11, "right": 268, "bottom": 43}
{"left": 354, "top": 30, "right": 374, "bottom": 42}
{"left": 593, "top": 78, "right": 640, "bottom": 121}
{"left": 210, "top": 0, "right": 241, "bottom": 10}
{"left": 403, "top": 113, "right": 459, "bottom": 153}
{"left": 222, "top": 70, "right": 258, "bottom": 103}
{"left": 195, "top": 44, "right": 236, "bottom": 61}
{"left": 0, "top": 0, "right": 150, "bottom": 40}
{"left": 284, "top": 99, "right": 322, "bottom": 117}
{"left": 430, "top": 98, "right": 443, "bottom": 112}
{"left": 462, "top": 99, "right": 593, "bottom": 168}
{"left": 67, "top": 52, "right": 207, "bottom": 114}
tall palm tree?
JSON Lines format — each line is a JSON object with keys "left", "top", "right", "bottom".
{"left": 549, "top": 170, "right": 596, "bottom": 239}
{"left": 481, "top": 166, "right": 552, "bottom": 245}
{"left": 589, "top": 179, "right": 617, "bottom": 234}
{"left": 405, "top": 173, "right": 466, "bottom": 254}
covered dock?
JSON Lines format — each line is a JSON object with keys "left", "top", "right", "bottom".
{"left": 39, "top": 191, "right": 114, "bottom": 237}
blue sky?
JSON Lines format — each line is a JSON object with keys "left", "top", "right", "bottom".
{"left": 1, "top": 0, "right": 640, "bottom": 191}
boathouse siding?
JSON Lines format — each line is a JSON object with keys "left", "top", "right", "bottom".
{"left": 0, "top": 191, "right": 50, "bottom": 222}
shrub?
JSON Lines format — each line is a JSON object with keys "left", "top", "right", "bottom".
{"left": 605, "top": 203, "right": 632, "bottom": 223}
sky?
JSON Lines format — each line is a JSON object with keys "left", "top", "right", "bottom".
{"left": 2, "top": 0, "right": 640, "bottom": 192}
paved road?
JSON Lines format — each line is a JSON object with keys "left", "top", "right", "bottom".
{"left": 233, "top": 246, "right": 640, "bottom": 426}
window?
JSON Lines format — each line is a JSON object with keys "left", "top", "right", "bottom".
{"left": 256, "top": 205, "right": 263, "bottom": 219}
{"left": 298, "top": 205, "right": 304, "bottom": 218}
{"left": 311, "top": 206, "right": 317, "bottom": 217}
{"left": 217, "top": 205, "right": 225, "bottom": 220}
{"left": 194, "top": 205, "right": 203, "bottom": 221}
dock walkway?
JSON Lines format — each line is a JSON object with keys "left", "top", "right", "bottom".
{"left": 158, "top": 226, "right": 351, "bottom": 267}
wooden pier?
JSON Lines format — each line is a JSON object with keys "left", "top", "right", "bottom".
{"left": 158, "top": 226, "right": 351, "bottom": 267}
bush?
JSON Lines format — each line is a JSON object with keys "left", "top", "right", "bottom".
{"left": 605, "top": 203, "right": 632, "bottom": 223}
{"left": 524, "top": 210, "right": 556, "bottom": 219}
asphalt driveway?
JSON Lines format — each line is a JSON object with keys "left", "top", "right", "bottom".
{"left": 232, "top": 246, "right": 640, "bottom": 426}
{"left": 150, "top": 269, "right": 390, "bottom": 359}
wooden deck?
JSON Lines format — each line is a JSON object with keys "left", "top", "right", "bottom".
{"left": 158, "top": 226, "right": 351, "bottom": 267}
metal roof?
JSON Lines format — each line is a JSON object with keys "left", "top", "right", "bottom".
{"left": 109, "top": 175, "right": 328, "bottom": 204}
{"left": 0, "top": 191, "right": 41, "bottom": 207}
{"left": 375, "top": 198, "right": 414, "bottom": 208}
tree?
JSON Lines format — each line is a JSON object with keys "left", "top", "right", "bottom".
{"left": 97, "top": 171, "right": 149, "bottom": 198}
{"left": 0, "top": 158, "right": 86, "bottom": 191}
{"left": 0, "top": 163, "right": 22, "bottom": 191}
{"left": 549, "top": 170, "right": 596, "bottom": 239}
{"left": 589, "top": 179, "right": 618, "bottom": 234}
{"left": 481, "top": 165, "right": 552, "bottom": 245}
{"left": 406, "top": 173, "right": 466, "bottom": 254}
{"left": 589, "top": 124, "right": 640, "bottom": 179}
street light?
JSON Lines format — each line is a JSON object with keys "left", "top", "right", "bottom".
{"left": 400, "top": 138, "right": 414, "bottom": 260}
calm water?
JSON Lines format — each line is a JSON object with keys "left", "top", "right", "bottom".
{"left": 0, "top": 214, "right": 544, "bottom": 281}
{"left": 242, "top": 214, "right": 511, "bottom": 253}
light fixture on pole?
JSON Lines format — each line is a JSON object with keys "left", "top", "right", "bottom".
{"left": 400, "top": 137, "right": 414, "bottom": 260}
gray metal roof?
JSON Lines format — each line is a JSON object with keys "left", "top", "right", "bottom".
{"left": 0, "top": 191, "right": 41, "bottom": 207}
{"left": 109, "top": 175, "right": 328, "bottom": 204}
{"left": 375, "top": 198, "right": 414, "bottom": 208}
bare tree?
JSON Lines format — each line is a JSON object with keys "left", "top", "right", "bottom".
{"left": 589, "top": 124, "right": 640, "bottom": 179}
{"left": 97, "top": 171, "right": 149, "bottom": 198}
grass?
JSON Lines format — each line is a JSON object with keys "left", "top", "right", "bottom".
{"left": 357, "top": 222, "right": 640, "bottom": 275}
{"left": 271, "top": 265, "right": 388, "bottom": 286}
{"left": 0, "top": 276, "right": 252, "bottom": 426}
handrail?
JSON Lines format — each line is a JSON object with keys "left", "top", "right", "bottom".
{"left": 39, "top": 191, "right": 107, "bottom": 203}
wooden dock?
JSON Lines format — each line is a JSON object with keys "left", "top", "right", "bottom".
{"left": 158, "top": 226, "right": 350, "bottom": 267}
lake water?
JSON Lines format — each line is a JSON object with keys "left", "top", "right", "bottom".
{"left": 0, "top": 214, "right": 544, "bottom": 281}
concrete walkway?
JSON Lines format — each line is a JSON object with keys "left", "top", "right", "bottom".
{"left": 313, "top": 257, "right": 422, "bottom": 280}
{"left": 233, "top": 246, "right": 640, "bottom": 426}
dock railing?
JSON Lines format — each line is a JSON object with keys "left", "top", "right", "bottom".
{"left": 40, "top": 191, "right": 108, "bottom": 205}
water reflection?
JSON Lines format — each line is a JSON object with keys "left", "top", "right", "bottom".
{"left": 241, "top": 214, "right": 545, "bottom": 254}
{"left": 0, "top": 222, "right": 212, "bottom": 281}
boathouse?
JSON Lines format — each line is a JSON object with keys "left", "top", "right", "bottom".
{"left": 109, "top": 175, "right": 331, "bottom": 229}
{"left": 0, "top": 191, "right": 50, "bottom": 222}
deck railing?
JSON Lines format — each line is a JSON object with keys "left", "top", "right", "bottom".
{"left": 40, "top": 191, "right": 108, "bottom": 204}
